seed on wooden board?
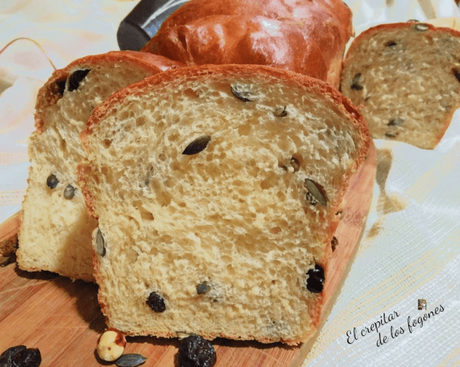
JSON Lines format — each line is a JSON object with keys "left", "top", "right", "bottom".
{"left": 304, "top": 179, "right": 327, "bottom": 206}
{"left": 182, "top": 136, "right": 211, "bottom": 155}
{"left": 96, "top": 229, "right": 106, "bottom": 257}
{"left": 231, "top": 84, "right": 257, "bottom": 102}
{"left": 115, "top": 354, "right": 147, "bottom": 367}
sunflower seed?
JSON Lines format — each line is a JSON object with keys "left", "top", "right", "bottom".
{"left": 304, "top": 179, "right": 327, "bottom": 206}
{"left": 387, "top": 118, "right": 404, "bottom": 126}
{"left": 64, "top": 184, "right": 75, "bottom": 199}
{"left": 231, "top": 84, "right": 256, "bottom": 102}
{"left": 274, "top": 106, "right": 288, "bottom": 117}
{"left": 415, "top": 24, "right": 429, "bottom": 32}
{"left": 350, "top": 73, "right": 363, "bottom": 91}
{"left": 196, "top": 281, "right": 211, "bottom": 295}
{"left": 115, "top": 354, "right": 147, "bottom": 367}
{"left": 182, "top": 136, "right": 211, "bottom": 155}
{"left": 96, "top": 229, "right": 106, "bottom": 257}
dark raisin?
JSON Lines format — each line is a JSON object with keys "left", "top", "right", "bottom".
{"left": 274, "top": 106, "right": 287, "bottom": 117}
{"left": 385, "top": 41, "right": 397, "bottom": 47}
{"left": 68, "top": 69, "right": 90, "bottom": 92}
{"left": 304, "top": 179, "right": 327, "bottom": 206}
{"left": 46, "top": 174, "right": 59, "bottom": 189}
{"left": 230, "top": 84, "right": 256, "bottom": 102}
{"left": 306, "top": 265, "right": 325, "bottom": 293}
{"left": 350, "top": 73, "right": 363, "bottom": 91}
{"left": 64, "top": 184, "right": 75, "bottom": 199}
{"left": 452, "top": 68, "right": 460, "bottom": 83}
{"left": 0, "top": 345, "right": 41, "bottom": 367}
{"left": 414, "top": 24, "right": 429, "bottom": 32}
{"left": 331, "top": 236, "right": 338, "bottom": 252}
{"left": 196, "top": 282, "right": 211, "bottom": 295}
{"left": 182, "top": 136, "right": 211, "bottom": 155}
{"left": 146, "top": 292, "right": 166, "bottom": 312}
{"left": 115, "top": 353, "right": 147, "bottom": 367}
{"left": 387, "top": 118, "right": 404, "bottom": 126}
{"left": 179, "top": 335, "right": 216, "bottom": 367}
{"left": 96, "top": 229, "right": 106, "bottom": 257}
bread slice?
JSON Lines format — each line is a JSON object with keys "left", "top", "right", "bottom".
{"left": 17, "top": 51, "right": 183, "bottom": 282}
{"left": 141, "top": 0, "right": 353, "bottom": 87}
{"left": 78, "top": 64, "right": 370, "bottom": 344}
{"left": 340, "top": 22, "right": 460, "bottom": 149}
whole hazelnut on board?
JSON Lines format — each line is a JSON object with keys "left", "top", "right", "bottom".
{"left": 97, "top": 328, "right": 126, "bottom": 362}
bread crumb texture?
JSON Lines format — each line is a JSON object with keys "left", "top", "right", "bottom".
{"left": 18, "top": 62, "right": 151, "bottom": 281}
{"left": 341, "top": 23, "right": 460, "bottom": 149}
{"left": 81, "top": 66, "right": 367, "bottom": 344}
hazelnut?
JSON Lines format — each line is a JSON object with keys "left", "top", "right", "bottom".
{"left": 96, "top": 328, "right": 126, "bottom": 362}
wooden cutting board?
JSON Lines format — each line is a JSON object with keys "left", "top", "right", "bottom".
{"left": 0, "top": 143, "right": 376, "bottom": 367}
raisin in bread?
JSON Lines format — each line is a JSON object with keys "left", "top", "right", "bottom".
{"left": 17, "top": 51, "right": 183, "bottom": 282}
{"left": 78, "top": 64, "right": 370, "bottom": 344}
{"left": 340, "top": 22, "right": 460, "bottom": 149}
{"left": 141, "top": 0, "right": 353, "bottom": 87}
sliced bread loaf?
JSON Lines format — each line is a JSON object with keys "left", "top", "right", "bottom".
{"left": 79, "top": 64, "right": 370, "bottom": 344}
{"left": 340, "top": 22, "right": 460, "bottom": 149}
{"left": 17, "top": 51, "right": 183, "bottom": 282}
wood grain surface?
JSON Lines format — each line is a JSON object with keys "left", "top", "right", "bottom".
{"left": 0, "top": 143, "right": 376, "bottom": 367}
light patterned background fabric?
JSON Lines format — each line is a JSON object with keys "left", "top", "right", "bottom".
{"left": 0, "top": 1, "right": 459, "bottom": 366}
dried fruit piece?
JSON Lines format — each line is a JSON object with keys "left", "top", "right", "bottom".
{"left": 96, "top": 229, "right": 106, "bottom": 257}
{"left": 64, "top": 184, "right": 75, "bottom": 199}
{"left": 304, "top": 179, "right": 327, "bottom": 206}
{"left": 274, "top": 106, "right": 287, "bottom": 117}
{"left": 0, "top": 345, "right": 41, "bottom": 367}
{"left": 414, "top": 23, "right": 429, "bottom": 32}
{"left": 97, "top": 329, "right": 126, "bottom": 362}
{"left": 306, "top": 264, "right": 325, "bottom": 293}
{"left": 68, "top": 69, "right": 90, "bottom": 92}
{"left": 182, "top": 136, "right": 211, "bottom": 155}
{"left": 146, "top": 292, "right": 166, "bottom": 312}
{"left": 350, "top": 73, "right": 363, "bottom": 91}
{"left": 230, "top": 84, "right": 256, "bottom": 102}
{"left": 46, "top": 174, "right": 59, "bottom": 189}
{"left": 331, "top": 236, "right": 338, "bottom": 252}
{"left": 115, "top": 354, "right": 147, "bottom": 367}
{"left": 196, "top": 281, "right": 211, "bottom": 295}
{"left": 179, "top": 335, "right": 216, "bottom": 367}
{"left": 387, "top": 118, "right": 404, "bottom": 126}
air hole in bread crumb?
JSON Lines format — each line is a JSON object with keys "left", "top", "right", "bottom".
{"left": 159, "top": 153, "right": 166, "bottom": 161}
{"left": 183, "top": 88, "right": 199, "bottom": 99}
{"left": 270, "top": 227, "right": 282, "bottom": 234}
{"left": 178, "top": 202, "right": 186, "bottom": 208}
{"left": 103, "top": 139, "right": 112, "bottom": 148}
{"left": 136, "top": 116, "right": 146, "bottom": 127}
{"left": 238, "top": 124, "right": 251, "bottom": 136}
{"left": 60, "top": 139, "right": 67, "bottom": 152}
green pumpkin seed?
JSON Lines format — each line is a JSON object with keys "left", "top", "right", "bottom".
{"left": 304, "top": 179, "right": 327, "bottom": 206}
{"left": 115, "top": 353, "right": 147, "bottom": 367}
{"left": 96, "top": 229, "right": 106, "bottom": 257}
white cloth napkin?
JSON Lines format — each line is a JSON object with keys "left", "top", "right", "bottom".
{"left": 0, "top": 1, "right": 459, "bottom": 366}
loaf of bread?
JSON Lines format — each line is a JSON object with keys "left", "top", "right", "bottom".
{"left": 141, "top": 0, "right": 353, "bottom": 87}
{"left": 78, "top": 64, "right": 370, "bottom": 344}
{"left": 340, "top": 21, "right": 460, "bottom": 149}
{"left": 17, "top": 51, "right": 183, "bottom": 281}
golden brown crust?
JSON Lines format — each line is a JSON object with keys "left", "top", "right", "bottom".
{"left": 34, "top": 51, "right": 184, "bottom": 133}
{"left": 141, "top": 0, "right": 353, "bottom": 86}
